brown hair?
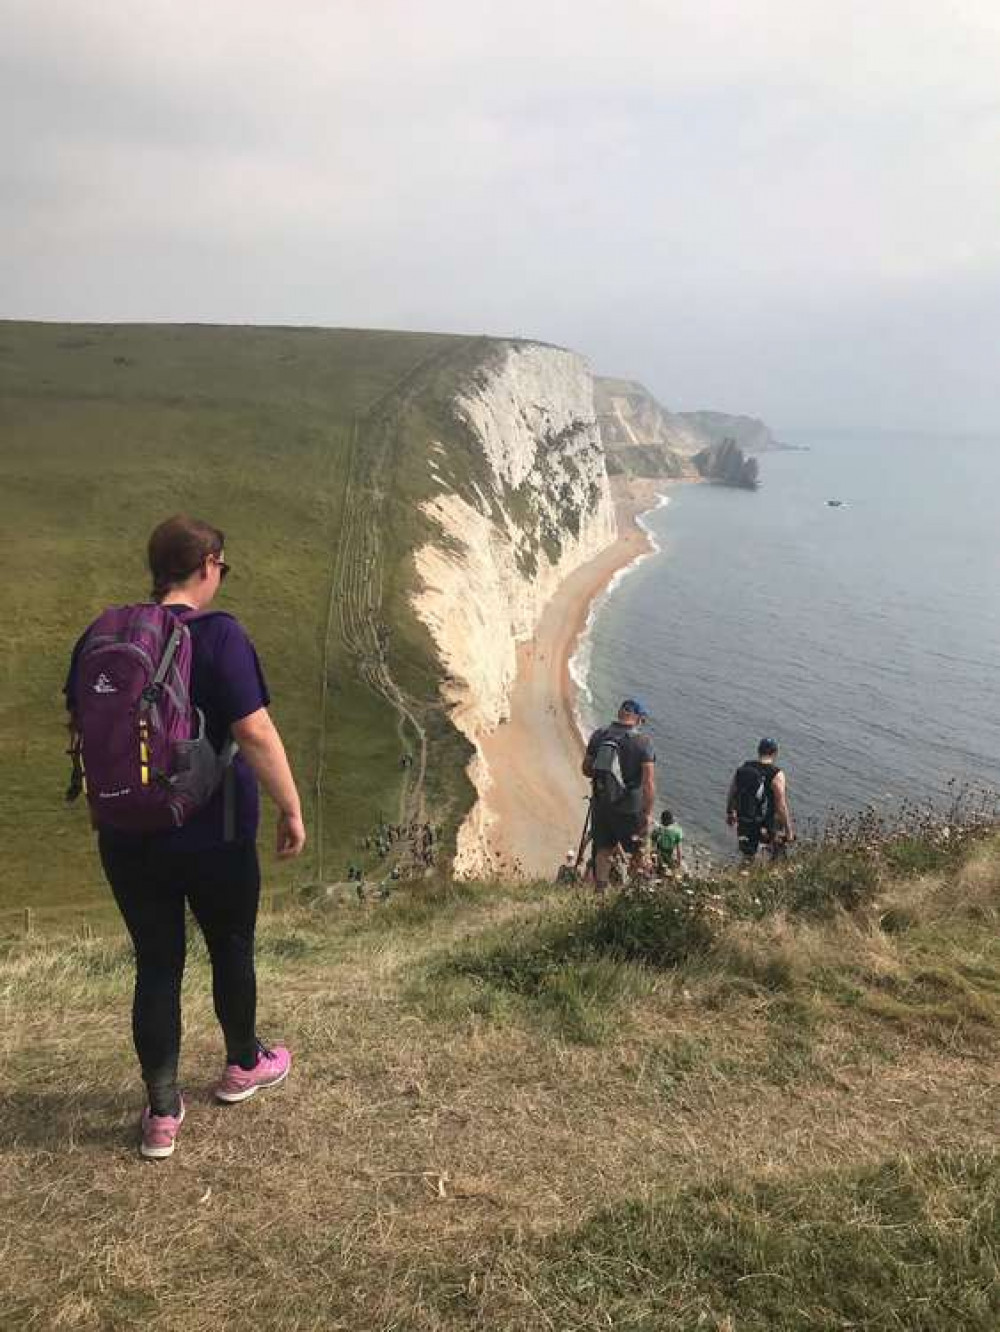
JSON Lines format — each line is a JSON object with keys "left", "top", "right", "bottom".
{"left": 147, "top": 515, "right": 225, "bottom": 602}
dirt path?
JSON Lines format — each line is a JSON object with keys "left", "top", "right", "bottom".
{"left": 315, "top": 342, "right": 475, "bottom": 875}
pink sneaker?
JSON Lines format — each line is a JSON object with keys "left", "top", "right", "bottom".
{"left": 215, "top": 1041, "right": 291, "bottom": 1104}
{"left": 140, "top": 1097, "right": 185, "bottom": 1160}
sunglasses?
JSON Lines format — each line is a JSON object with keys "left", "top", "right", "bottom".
{"left": 208, "top": 554, "right": 231, "bottom": 581}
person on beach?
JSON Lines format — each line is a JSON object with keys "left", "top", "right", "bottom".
{"left": 582, "top": 699, "right": 656, "bottom": 894}
{"left": 726, "top": 738, "right": 794, "bottom": 860}
{"left": 651, "top": 808, "right": 684, "bottom": 874}
{"left": 64, "top": 515, "right": 306, "bottom": 1160}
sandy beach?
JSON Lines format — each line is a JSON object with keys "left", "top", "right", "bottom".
{"left": 476, "top": 478, "right": 666, "bottom": 877}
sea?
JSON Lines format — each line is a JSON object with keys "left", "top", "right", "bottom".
{"left": 572, "top": 431, "right": 1000, "bottom": 856}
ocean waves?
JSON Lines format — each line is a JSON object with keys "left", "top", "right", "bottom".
{"left": 577, "top": 434, "right": 1000, "bottom": 852}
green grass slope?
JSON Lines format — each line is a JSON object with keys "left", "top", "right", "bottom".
{"left": 3, "top": 829, "right": 1000, "bottom": 1329}
{"left": 0, "top": 321, "right": 501, "bottom": 921}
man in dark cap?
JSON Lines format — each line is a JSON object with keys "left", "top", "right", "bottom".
{"left": 726, "top": 737, "right": 795, "bottom": 859}
{"left": 582, "top": 699, "right": 656, "bottom": 895}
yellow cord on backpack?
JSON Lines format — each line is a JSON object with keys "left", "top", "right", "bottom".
{"left": 139, "top": 721, "right": 150, "bottom": 786}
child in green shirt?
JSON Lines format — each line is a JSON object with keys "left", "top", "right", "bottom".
{"left": 651, "top": 809, "right": 684, "bottom": 873}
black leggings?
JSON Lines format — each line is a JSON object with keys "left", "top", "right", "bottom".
{"left": 99, "top": 835, "right": 261, "bottom": 1115}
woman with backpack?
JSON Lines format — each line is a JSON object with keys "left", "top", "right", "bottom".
{"left": 65, "top": 515, "right": 306, "bottom": 1159}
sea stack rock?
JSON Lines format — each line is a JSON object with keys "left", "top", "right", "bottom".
{"left": 693, "top": 437, "right": 760, "bottom": 490}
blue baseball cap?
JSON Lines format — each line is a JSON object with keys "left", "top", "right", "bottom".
{"left": 620, "top": 698, "right": 650, "bottom": 719}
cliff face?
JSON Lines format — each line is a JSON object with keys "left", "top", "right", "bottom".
{"left": 593, "top": 377, "right": 703, "bottom": 478}
{"left": 412, "top": 342, "right": 616, "bottom": 873}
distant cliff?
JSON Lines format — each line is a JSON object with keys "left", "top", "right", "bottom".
{"left": 593, "top": 378, "right": 701, "bottom": 478}
{"left": 679, "top": 410, "right": 786, "bottom": 454}
{"left": 594, "top": 378, "right": 785, "bottom": 479}
{"left": 693, "top": 438, "right": 759, "bottom": 490}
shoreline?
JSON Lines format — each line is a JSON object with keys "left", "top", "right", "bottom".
{"left": 475, "top": 477, "right": 673, "bottom": 877}
{"left": 567, "top": 482, "right": 675, "bottom": 742}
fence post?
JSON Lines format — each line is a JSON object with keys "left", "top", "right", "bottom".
{"left": 23, "top": 907, "right": 33, "bottom": 938}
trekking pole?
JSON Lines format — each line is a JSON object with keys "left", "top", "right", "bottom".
{"left": 573, "top": 798, "right": 593, "bottom": 875}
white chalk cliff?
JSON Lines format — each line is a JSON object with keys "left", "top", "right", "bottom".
{"left": 412, "top": 342, "right": 616, "bottom": 874}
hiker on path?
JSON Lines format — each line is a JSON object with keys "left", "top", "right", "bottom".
{"left": 582, "top": 699, "right": 656, "bottom": 895}
{"left": 651, "top": 808, "right": 684, "bottom": 874}
{"left": 555, "top": 848, "right": 577, "bottom": 885}
{"left": 726, "top": 738, "right": 795, "bottom": 860}
{"left": 65, "top": 515, "right": 306, "bottom": 1160}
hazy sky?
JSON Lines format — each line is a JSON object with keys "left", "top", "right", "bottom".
{"left": 3, "top": 1, "right": 998, "bottom": 431}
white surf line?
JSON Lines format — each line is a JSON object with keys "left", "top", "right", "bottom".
{"left": 568, "top": 492, "right": 671, "bottom": 743}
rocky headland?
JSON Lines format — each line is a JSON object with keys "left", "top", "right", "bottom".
{"left": 680, "top": 409, "right": 789, "bottom": 453}
{"left": 592, "top": 376, "right": 702, "bottom": 477}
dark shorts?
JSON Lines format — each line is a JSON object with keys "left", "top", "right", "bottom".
{"left": 737, "top": 821, "right": 785, "bottom": 859}
{"left": 592, "top": 805, "right": 645, "bottom": 853}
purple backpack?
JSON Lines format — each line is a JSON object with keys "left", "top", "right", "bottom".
{"left": 68, "top": 604, "right": 237, "bottom": 835}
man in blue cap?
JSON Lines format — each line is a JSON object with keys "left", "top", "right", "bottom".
{"left": 582, "top": 699, "right": 656, "bottom": 894}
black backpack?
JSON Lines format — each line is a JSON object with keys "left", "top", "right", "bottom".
{"left": 591, "top": 733, "right": 630, "bottom": 809}
{"left": 734, "top": 761, "right": 774, "bottom": 825}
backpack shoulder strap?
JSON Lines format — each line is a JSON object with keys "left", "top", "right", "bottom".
{"left": 149, "top": 623, "right": 186, "bottom": 688}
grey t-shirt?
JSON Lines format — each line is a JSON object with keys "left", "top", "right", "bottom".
{"left": 585, "top": 722, "right": 656, "bottom": 792}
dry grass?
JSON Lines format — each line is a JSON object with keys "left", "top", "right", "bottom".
{"left": 3, "top": 842, "right": 1000, "bottom": 1329}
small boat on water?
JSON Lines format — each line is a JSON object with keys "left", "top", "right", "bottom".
{"left": 826, "top": 499, "right": 845, "bottom": 508}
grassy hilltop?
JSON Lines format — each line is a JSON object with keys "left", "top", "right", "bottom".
{"left": 3, "top": 827, "right": 1000, "bottom": 1328}
{"left": 6, "top": 325, "right": 999, "bottom": 1328}
{"left": 0, "top": 321, "right": 510, "bottom": 923}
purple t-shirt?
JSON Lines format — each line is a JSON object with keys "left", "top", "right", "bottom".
{"left": 65, "top": 605, "right": 270, "bottom": 851}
